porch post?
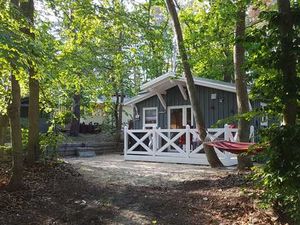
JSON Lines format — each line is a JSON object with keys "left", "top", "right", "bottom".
{"left": 224, "top": 124, "right": 230, "bottom": 141}
{"left": 186, "top": 125, "right": 190, "bottom": 157}
{"left": 124, "top": 126, "right": 128, "bottom": 157}
{"left": 250, "top": 125, "right": 255, "bottom": 142}
{"left": 152, "top": 126, "right": 157, "bottom": 157}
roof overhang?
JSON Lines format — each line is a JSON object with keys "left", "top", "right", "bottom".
{"left": 124, "top": 72, "right": 249, "bottom": 106}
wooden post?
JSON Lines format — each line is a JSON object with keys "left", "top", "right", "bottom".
{"left": 224, "top": 124, "right": 230, "bottom": 141}
{"left": 124, "top": 126, "right": 128, "bottom": 157}
{"left": 186, "top": 125, "right": 190, "bottom": 158}
{"left": 152, "top": 126, "right": 157, "bottom": 157}
{"left": 250, "top": 125, "right": 255, "bottom": 142}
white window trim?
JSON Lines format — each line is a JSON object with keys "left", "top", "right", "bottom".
{"left": 260, "top": 103, "right": 268, "bottom": 127}
{"left": 167, "top": 105, "right": 194, "bottom": 129}
{"left": 143, "top": 107, "right": 158, "bottom": 128}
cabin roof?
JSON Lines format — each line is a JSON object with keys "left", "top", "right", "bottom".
{"left": 124, "top": 72, "right": 241, "bottom": 106}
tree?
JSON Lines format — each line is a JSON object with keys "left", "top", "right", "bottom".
{"left": 69, "top": 93, "right": 80, "bottom": 136}
{"left": 7, "top": 68, "right": 24, "bottom": 190}
{"left": 180, "top": 0, "right": 236, "bottom": 82}
{"left": 234, "top": 2, "right": 253, "bottom": 169}
{"left": 165, "top": 0, "right": 224, "bottom": 168}
{"left": 248, "top": 0, "right": 299, "bottom": 124}
{"left": 247, "top": 1, "right": 300, "bottom": 221}
{"left": 7, "top": 0, "right": 24, "bottom": 190}
{"left": 20, "top": 0, "right": 40, "bottom": 163}
{"left": 278, "top": 0, "right": 297, "bottom": 126}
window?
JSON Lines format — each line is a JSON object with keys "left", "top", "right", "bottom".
{"left": 143, "top": 107, "right": 158, "bottom": 128}
{"left": 260, "top": 103, "right": 268, "bottom": 127}
{"left": 168, "top": 106, "right": 194, "bottom": 129}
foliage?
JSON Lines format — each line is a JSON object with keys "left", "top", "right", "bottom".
{"left": 247, "top": 2, "right": 300, "bottom": 116}
{"left": 37, "top": 0, "right": 174, "bottom": 132}
{"left": 252, "top": 125, "right": 300, "bottom": 224}
{"left": 179, "top": 0, "right": 236, "bottom": 81}
{"left": 0, "top": 145, "right": 12, "bottom": 162}
{"left": 40, "top": 130, "right": 64, "bottom": 161}
{"left": 21, "top": 128, "right": 28, "bottom": 150}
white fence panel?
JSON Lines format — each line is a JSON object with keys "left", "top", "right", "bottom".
{"left": 123, "top": 124, "right": 255, "bottom": 166}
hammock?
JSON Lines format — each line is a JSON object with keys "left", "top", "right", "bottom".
{"left": 205, "top": 140, "right": 264, "bottom": 154}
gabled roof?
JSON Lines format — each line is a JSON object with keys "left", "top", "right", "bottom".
{"left": 124, "top": 72, "right": 241, "bottom": 106}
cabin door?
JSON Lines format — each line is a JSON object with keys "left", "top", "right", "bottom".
{"left": 169, "top": 106, "right": 193, "bottom": 129}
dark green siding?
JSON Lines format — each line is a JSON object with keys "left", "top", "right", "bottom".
{"left": 133, "top": 85, "right": 238, "bottom": 129}
{"left": 134, "top": 95, "right": 168, "bottom": 129}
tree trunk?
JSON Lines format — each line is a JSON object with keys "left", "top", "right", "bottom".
{"left": 0, "top": 115, "right": 9, "bottom": 145}
{"left": 20, "top": 0, "right": 39, "bottom": 164}
{"left": 114, "top": 92, "right": 120, "bottom": 134}
{"left": 27, "top": 67, "right": 39, "bottom": 162}
{"left": 6, "top": 0, "right": 24, "bottom": 191}
{"left": 278, "top": 0, "right": 297, "bottom": 126}
{"left": 165, "top": 0, "right": 223, "bottom": 168}
{"left": 234, "top": 6, "right": 253, "bottom": 169}
{"left": 70, "top": 94, "right": 80, "bottom": 136}
{"left": 116, "top": 93, "right": 124, "bottom": 143}
{"left": 7, "top": 71, "right": 24, "bottom": 191}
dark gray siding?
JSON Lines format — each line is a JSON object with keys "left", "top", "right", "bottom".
{"left": 134, "top": 85, "right": 238, "bottom": 129}
{"left": 166, "top": 86, "right": 237, "bottom": 128}
{"left": 133, "top": 95, "right": 168, "bottom": 129}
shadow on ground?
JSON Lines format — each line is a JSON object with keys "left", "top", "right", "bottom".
{"left": 0, "top": 155, "right": 276, "bottom": 225}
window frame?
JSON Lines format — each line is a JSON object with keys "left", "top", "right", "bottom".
{"left": 167, "top": 105, "right": 194, "bottom": 129}
{"left": 143, "top": 107, "right": 158, "bottom": 128}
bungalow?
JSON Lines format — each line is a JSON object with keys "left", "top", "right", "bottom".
{"left": 125, "top": 72, "right": 261, "bottom": 129}
{"left": 123, "top": 72, "right": 261, "bottom": 166}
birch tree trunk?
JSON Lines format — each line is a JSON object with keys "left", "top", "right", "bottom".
{"left": 278, "top": 0, "right": 297, "bottom": 126}
{"left": 20, "top": 0, "right": 40, "bottom": 164}
{"left": 165, "top": 0, "right": 223, "bottom": 167}
{"left": 234, "top": 6, "right": 253, "bottom": 169}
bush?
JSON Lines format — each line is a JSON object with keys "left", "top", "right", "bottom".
{"left": 40, "top": 130, "right": 64, "bottom": 161}
{"left": 0, "top": 145, "right": 12, "bottom": 161}
{"left": 252, "top": 125, "right": 300, "bottom": 224}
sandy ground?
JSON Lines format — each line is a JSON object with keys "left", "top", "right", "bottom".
{"left": 65, "top": 154, "right": 235, "bottom": 187}
{"left": 1, "top": 154, "right": 278, "bottom": 225}
{"left": 64, "top": 155, "right": 277, "bottom": 225}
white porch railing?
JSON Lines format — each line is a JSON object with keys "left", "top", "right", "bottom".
{"left": 123, "top": 125, "right": 255, "bottom": 166}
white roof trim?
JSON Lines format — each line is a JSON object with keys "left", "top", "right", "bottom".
{"left": 124, "top": 92, "right": 155, "bottom": 106}
{"left": 177, "top": 78, "right": 237, "bottom": 93}
{"left": 141, "top": 72, "right": 175, "bottom": 90}
{"left": 124, "top": 73, "right": 250, "bottom": 106}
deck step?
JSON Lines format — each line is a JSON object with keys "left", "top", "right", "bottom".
{"left": 57, "top": 142, "right": 123, "bottom": 156}
{"left": 77, "top": 150, "right": 96, "bottom": 157}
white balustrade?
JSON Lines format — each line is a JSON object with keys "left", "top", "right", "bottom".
{"left": 123, "top": 124, "right": 254, "bottom": 166}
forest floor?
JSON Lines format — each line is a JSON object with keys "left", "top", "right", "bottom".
{"left": 0, "top": 154, "right": 282, "bottom": 225}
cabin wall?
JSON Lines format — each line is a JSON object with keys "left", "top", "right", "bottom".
{"left": 167, "top": 86, "right": 238, "bottom": 127}
{"left": 133, "top": 95, "right": 168, "bottom": 129}
{"left": 133, "top": 85, "right": 239, "bottom": 129}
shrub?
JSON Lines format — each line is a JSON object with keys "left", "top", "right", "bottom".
{"left": 252, "top": 125, "right": 300, "bottom": 224}
{"left": 0, "top": 145, "right": 12, "bottom": 161}
{"left": 40, "top": 130, "right": 64, "bottom": 161}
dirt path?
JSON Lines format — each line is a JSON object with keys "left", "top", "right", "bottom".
{"left": 66, "top": 154, "right": 232, "bottom": 187}
{"left": 0, "top": 154, "right": 279, "bottom": 225}
{"left": 65, "top": 155, "right": 277, "bottom": 225}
